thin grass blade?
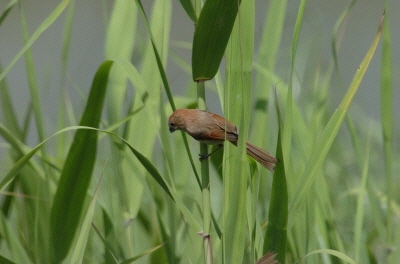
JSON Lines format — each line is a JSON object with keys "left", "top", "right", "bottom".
{"left": 178, "top": 0, "right": 197, "bottom": 23}
{"left": 134, "top": 0, "right": 175, "bottom": 111}
{"left": 0, "top": 0, "right": 71, "bottom": 82}
{"left": 0, "top": 0, "right": 17, "bottom": 25}
{"left": 120, "top": 243, "right": 165, "bottom": 264}
{"left": 288, "top": 14, "right": 384, "bottom": 229}
{"left": 301, "top": 249, "right": 356, "bottom": 264}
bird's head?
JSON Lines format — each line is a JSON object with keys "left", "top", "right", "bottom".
{"left": 168, "top": 109, "right": 187, "bottom": 133}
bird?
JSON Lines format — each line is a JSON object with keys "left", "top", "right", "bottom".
{"left": 168, "top": 108, "right": 278, "bottom": 171}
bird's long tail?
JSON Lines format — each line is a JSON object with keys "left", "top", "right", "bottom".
{"left": 242, "top": 141, "right": 278, "bottom": 171}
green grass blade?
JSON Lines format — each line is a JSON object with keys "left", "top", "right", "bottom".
{"left": 380, "top": 5, "right": 394, "bottom": 248}
{"left": 178, "top": 0, "right": 197, "bottom": 23}
{"left": 0, "top": 0, "right": 71, "bottom": 82}
{"left": 252, "top": 0, "right": 287, "bottom": 148}
{"left": 134, "top": 0, "right": 176, "bottom": 111}
{"left": 105, "top": 0, "right": 136, "bottom": 127}
{"left": 57, "top": 0, "right": 75, "bottom": 160}
{"left": 354, "top": 126, "right": 372, "bottom": 263}
{"left": 0, "top": 213, "right": 32, "bottom": 264}
{"left": 2, "top": 123, "right": 202, "bottom": 255}
{"left": 50, "top": 61, "right": 113, "bottom": 263}
{"left": 263, "top": 92, "right": 288, "bottom": 264}
{"left": 0, "top": 255, "right": 17, "bottom": 264}
{"left": 19, "top": 2, "right": 47, "bottom": 144}
{"left": 222, "top": 0, "right": 254, "bottom": 262}
{"left": 0, "top": 65, "right": 22, "bottom": 139}
{"left": 288, "top": 14, "right": 384, "bottom": 229}
{"left": 69, "top": 173, "right": 103, "bottom": 264}
{"left": 0, "top": 123, "right": 47, "bottom": 192}
{"left": 0, "top": 0, "right": 17, "bottom": 25}
{"left": 192, "top": 0, "right": 242, "bottom": 81}
{"left": 282, "top": 0, "right": 306, "bottom": 176}
{"left": 120, "top": 243, "right": 165, "bottom": 264}
{"left": 332, "top": 0, "right": 357, "bottom": 89}
{"left": 301, "top": 249, "right": 356, "bottom": 264}
{"left": 92, "top": 222, "right": 120, "bottom": 264}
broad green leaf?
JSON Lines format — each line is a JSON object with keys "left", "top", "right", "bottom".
{"left": 192, "top": 0, "right": 242, "bottom": 81}
{"left": 50, "top": 61, "right": 113, "bottom": 263}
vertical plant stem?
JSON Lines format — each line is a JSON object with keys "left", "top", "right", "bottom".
{"left": 381, "top": 5, "right": 393, "bottom": 260}
{"left": 194, "top": 4, "right": 211, "bottom": 263}
{"left": 197, "top": 80, "right": 212, "bottom": 264}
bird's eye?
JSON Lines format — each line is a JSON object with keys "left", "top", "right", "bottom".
{"left": 170, "top": 122, "right": 175, "bottom": 126}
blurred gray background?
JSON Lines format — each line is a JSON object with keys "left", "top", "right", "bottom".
{"left": 0, "top": 0, "right": 399, "bottom": 146}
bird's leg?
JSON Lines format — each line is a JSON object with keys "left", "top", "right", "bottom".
{"left": 199, "top": 144, "right": 224, "bottom": 161}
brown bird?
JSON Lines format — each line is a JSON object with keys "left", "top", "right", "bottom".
{"left": 168, "top": 109, "right": 278, "bottom": 171}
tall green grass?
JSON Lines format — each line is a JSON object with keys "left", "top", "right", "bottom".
{"left": 0, "top": 1, "right": 397, "bottom": 264}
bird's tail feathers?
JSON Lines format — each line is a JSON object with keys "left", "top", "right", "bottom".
{"left": 245, "top": 141, "right": 278, "bottom": 171}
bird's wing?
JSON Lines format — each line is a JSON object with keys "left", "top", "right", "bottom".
{"left": 208, "top": 113, "right": 238, "bottom": 141}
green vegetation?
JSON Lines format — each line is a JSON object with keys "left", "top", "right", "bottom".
{"left": 0, "top": 0, "right": 397, "bottom": 263}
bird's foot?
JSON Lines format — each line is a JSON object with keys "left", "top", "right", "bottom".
{"left": 199, "top": 153, "right": 211, "bottom": 161}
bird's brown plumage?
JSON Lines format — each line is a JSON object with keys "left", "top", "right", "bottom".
{"left": 168, "top": 109, "right": 278, "bottom": 171}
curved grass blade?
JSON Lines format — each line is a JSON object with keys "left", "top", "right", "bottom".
{"left": 0, "top": 0, "right": 71, "bottom": 82}
{"left": 134, "top": 0, "right": 175, "bottom": 111}
{"left": 1, "top": 124, "right": 202, "bottom": 238}
{"left": 130, "top": 3, "right": 204, "bottom": 188}
{"left": 300, "top": 249, "right": 356, "bottom": 264}
{"left": 50, "top": 61, "right": 113, "bottom": 263}
{"left": 114, "top": 59, "right": 201, "bottom": 188}
{"left": 192, "top": 0, "right": 242, "bottom": 81}
{"left": 120, "top": 243, "right": 165, "bottom": 264}
{"left": 288, "top": 13, "right": 384, "bottom": 229}
{"left": 0, "top": 0, "right": 17, "bottom": 26}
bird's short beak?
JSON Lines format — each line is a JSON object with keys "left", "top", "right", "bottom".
{"left": 169, "top": 127, "right": 175, "bottom": 133}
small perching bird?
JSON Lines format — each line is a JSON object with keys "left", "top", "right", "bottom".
{"left": 168, "top": 109, "right": 278, "bottom": 171}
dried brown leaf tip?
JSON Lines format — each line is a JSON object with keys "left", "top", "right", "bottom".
{"left": 255, "top": 251, "right": 279, "bottom": 264}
